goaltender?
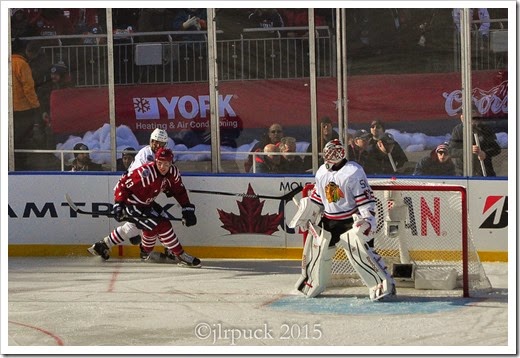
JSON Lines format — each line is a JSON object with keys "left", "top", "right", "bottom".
{"left": 289, "top": 139, "right": 396, "bottom": 301}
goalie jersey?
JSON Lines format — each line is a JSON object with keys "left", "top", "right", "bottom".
{"left": 309, "top": 160, "right": 375, "bottom": 220}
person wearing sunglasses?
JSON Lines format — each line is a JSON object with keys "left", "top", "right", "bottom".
{"left": 413, "top": 142, "right": 456, "bottom": 176}
{"left": 245, "top": 123, "right": 284, "bottom": 172}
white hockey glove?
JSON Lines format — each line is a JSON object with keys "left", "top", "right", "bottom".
{"left": 288, "top": 197, "right": 323, "bottom": 231}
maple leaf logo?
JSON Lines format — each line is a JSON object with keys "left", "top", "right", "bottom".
{"left": 217, "top": 184, "right": 283, "bottom": 235}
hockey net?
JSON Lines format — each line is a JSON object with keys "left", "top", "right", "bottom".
{"left": 327, "top": 179, "right": 491, "bottom": 297}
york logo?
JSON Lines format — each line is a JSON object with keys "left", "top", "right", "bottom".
{"left": 133, "top": 94, "right": 236, "bottom": 120}
{"left": 480, "top": 196, "right": 508, "bottom": 229}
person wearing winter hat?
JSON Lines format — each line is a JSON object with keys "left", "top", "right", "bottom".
{"left": 347, "top": 129, "right": 374, "bottom": 172}
{"left": 413, "top": 142, "right": 456, "bottom": 176}
{"left": 367, "top": 130, "right": 408, "bottom": 174}
{"left": 49, "top": 62, "right": 73, "bottom": 88}
{"left": 116, "top": 147, "right": 136, "bottom": 171}
{"left": 67, "top": 142, "right": 104, "bottom": 171}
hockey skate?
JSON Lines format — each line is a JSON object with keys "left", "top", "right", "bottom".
{"left": 87, "top": 240, "right": 110, "bottom": 260}
{"left": 370, "top": 280, "right": 397, "bottom": 301}
{"left": 175, "top": 251, "right": 201, "bottom": 268}
{"left": 142, "top": 247, "right": 181, "bottom": 264}
{"left": 139, "top": 244, "right": 150, "bottom": 260}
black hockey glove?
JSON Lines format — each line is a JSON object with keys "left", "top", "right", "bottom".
{"left": 113, "top": 202, "right": 126, "bottom": 222}
{"left": 182, "top": 204, "right": 197, "bottom": 227}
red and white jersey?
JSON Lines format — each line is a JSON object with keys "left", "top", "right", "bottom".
{"left": 114, "top": 161, "right": 190, "bottom": 208}
{"left": 310, "top": 161, "right": 375, "bottom": 221}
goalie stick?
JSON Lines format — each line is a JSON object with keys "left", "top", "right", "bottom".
{"left": 188, "top": 185, "right": 303, "bottom": 201}
{"left": 64, "top": 193, "right": 182, "bottom": 221}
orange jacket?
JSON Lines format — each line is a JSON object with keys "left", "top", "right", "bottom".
{"left": 12, "top": 53, "right": 40, "bottom": 112}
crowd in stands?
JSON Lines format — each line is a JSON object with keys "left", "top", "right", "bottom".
{"left": 9, "top": 8, "right": 506, "bottom": 174}
{"left": 246, "top": 113, "right": 501, "bottom": 177}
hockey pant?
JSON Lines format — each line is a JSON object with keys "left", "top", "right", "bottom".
{"left": 338, "top": 229, "right": 396, "bottom": 301}
{"left": 104, "top": 202, "right": 171, "bottom": 248}
{"left": 295, "top": 222, "right": 335, "bottom": 298}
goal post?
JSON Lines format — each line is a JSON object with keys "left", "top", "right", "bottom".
{"left": 321, "top": 179, "right": 491, "bottom": 297}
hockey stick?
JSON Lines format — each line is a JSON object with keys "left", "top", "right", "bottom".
{"left": 387, "top": 153, "right": 398, "bottom": 172}
{"left": 64, "top": 193, "right": 182, "bottom": 221}
{"left": 188, "top": 185, "right": 303, "bottom": 201}
{"left": 473, "top": 133, "right": 487, "bottom": 176}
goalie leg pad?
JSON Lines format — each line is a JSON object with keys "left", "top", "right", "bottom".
{"left": 295, "top": 223, "right": 334, "bottom": 298}
{"left": 338, "top": 229, "right": 396, "bottom": 301}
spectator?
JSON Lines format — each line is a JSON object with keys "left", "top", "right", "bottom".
{"left": 25, "top": 40, "right": 52, "bottom": 96}
{"left": 279, "top": 136, "right": 306, "bottom": 173}
{"left": 38, "top": 62, "right": 74, "bottom": 122}
{"left": 449, "top": 112, "right": 501, "bottom": 176}
{"left": 64, "top": 8, "right": 102, "bottom": 35}
{"left": 112, "top": 9, "right": 140, "bottom": 32}
{"left": 67, "top": 143, "right": 104, "bottom": 171}
{"left": 35, "top": 62, "right": 74, "bottom": 153}
{"left": 11, "top": 38, "right": 41, "bottom": 171}
{"left": 245, "top": 123, "right": 284, "bottom": 172}
{"left": 117, "top": 147, "right": 136, "bottom": 172}
{"left": 367, "top": 120, "right": 408, "bottom": 174}
{"left": 10, "top": 8, "right": 32, "bottom": 38}
{"left": 253, "top": 143, "right": 283, "bottom": 173}
{"left": 29, "top": 9, "right": 74, "bottom": 45}
{"left": 304, "top": 117, "right": 340, "bottom": 170}
{"left": 319, "top": 117, "right": 340, "bottom": 147}
{"left": 347, "top": 129, "right": 373, "bottom": 171}
{"left": 452, "top": 8, "right": 490, "bottom": 37}
{"left": 247, "top": 9, "right": 284, "bottom": 37}
{"left": 172, "top": 9, "right": 208, "bottom": 42}
{"left": 171, "top": 9, "right": 208, "bottom": 81}
{"left": 413, "top": 142, "right": 456, "bottom": 176}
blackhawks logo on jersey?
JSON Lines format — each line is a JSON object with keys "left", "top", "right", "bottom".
{"left": 325, "top": 181, "right": 344, "bottom": 203}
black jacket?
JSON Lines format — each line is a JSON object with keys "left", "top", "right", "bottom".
{"left": 449, "top": 122, "right": 501, "bottom": 176}
{"left": 413, "top": 149, "right": 456, "bottom": 176}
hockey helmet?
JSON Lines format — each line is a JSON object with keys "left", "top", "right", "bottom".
{"left": 323, "top": 139, "right": 345, "bottom": 170}
{"left": 155, "top": 147, "right": 174, "bottom": 163}
{"left": 150, "top": 128, "right": 169, "bottom": 144}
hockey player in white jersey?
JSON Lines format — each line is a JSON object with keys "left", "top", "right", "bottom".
{"left": 88, "top": 128, "right": 178, "bottom": 262}
{"left": 289, "top": 139, "right": 396, "bottom": 301}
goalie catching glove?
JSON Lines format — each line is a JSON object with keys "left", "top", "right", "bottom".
{"left": 288, "top": 197, "right": 323, "bottom": 231}
{"left": 182, "top": 204, "right": 197, "bottom": 227}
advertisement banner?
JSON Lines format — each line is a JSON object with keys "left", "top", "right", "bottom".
{"left": 8, "top": 174, "right": 507, "bottom": 260}
{"left": 50, "top": 71, "right": 507, "bottom": 134}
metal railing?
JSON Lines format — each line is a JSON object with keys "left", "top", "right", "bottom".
{"left": 21, "top": 27, "right": 335, "bottom": 87}
{"left": 453, "top": 18, "right": 508, "bottom": 71}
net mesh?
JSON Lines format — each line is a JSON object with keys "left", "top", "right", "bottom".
{"left": 328, "top": 179, "right": 492, "bottom": 293}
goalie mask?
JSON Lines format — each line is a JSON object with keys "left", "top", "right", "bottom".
{"left": 323, "top": 139, "right": 346, "bottom": 170}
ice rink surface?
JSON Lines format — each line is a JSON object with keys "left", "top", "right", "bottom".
{"left": 3, "top": 257, "right": 514, "bottom": 355}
